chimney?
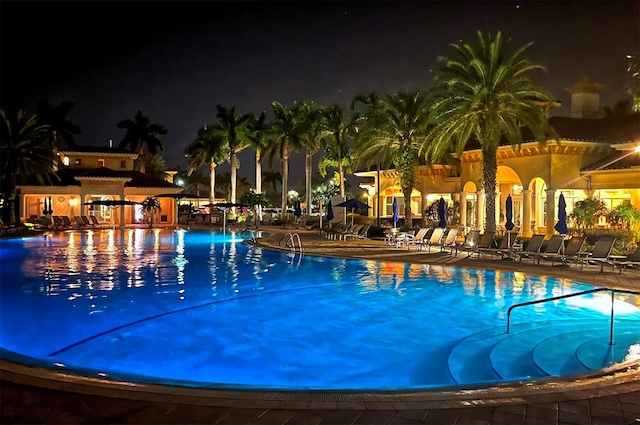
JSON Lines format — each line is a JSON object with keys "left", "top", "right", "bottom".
{"left": 566, "top": 77, "right": 605, "bottom": 119}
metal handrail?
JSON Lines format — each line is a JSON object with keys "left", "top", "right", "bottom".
{"left": 507, "top": 287, "right": 640, "bottom": 345}
{"left": 279, "top": 232, "right": 303, "bottom": 252}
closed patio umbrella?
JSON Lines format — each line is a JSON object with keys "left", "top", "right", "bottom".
{"left": 392, "top": 197, "right": 399, "bottom": 228}
{"left": 554, "top": 193, "right": 568, "bottom": 235}
{"left": 438, "top": 197, "right": 447, "bottom": 228}
{"left": 505, "top": 194, "right": 514, "bottom": 231}
{"left": 326, "top": 200, "right": 334, "bottom": 223}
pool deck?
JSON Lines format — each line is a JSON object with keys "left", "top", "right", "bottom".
{"left": 2, "top": 226, "right": 639, "bottom": 424}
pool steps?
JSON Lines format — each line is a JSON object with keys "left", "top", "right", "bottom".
{"left": 448, "top": 319, "right": 640, "bottom": 385}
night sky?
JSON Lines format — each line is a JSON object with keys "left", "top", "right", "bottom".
{"left": 1, "top": 1, "right": 638, "bottom": 188}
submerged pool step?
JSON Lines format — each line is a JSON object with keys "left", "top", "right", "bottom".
{"left": 533, "top": 324, "right": 640, "bottom": 376}
{"left": 489, "top": 321, "right": 602, "bottom": 381}
{"left": 449, "top": 320, "right": 640, "bottom": 385}
{"left": 446, "top": 322, "right": 542, "bottom": 385}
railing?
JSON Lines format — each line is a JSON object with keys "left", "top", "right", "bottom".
{"left": 279, "top": 232, "right": 303, "bottom": 252}
{"left": 507, "top": 287, "right": 640, "bottom": 345}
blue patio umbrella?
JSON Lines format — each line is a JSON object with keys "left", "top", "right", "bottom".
{"left": 438, "top": 197, "right": 447, "bottom": 228}
{"left": 505, "top": 194, "right": 515, "bottom": 231}
{"left": 554, "top": 193, "right": 569, "bottom": 235}
{"left": 335, "top": 198, "right": 371, "bottom": 227}
{"left": 392, "top": 197, "right": 399, "bottom": 228}
{"left": 326, "top": 200, "right": 334, "bottom": 221}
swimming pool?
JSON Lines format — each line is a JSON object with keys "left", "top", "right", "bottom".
{"left": 0, "top": 228, "right": 638, "bottom": 391}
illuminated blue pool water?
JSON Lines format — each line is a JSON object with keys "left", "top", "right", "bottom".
{"left": 0, "top": 228, "right": 638, "bottom": 391}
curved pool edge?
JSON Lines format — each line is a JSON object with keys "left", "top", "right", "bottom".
{"left": 2, "top": 358, "right": 639, "bottom": 410}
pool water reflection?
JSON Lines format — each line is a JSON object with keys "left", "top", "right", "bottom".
{"left": 0, "top": 228, "right": 639, "bottom": 390}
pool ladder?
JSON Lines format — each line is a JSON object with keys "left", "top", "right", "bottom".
{"left": 279, "top": 232, "right": 303, "bottom": 252}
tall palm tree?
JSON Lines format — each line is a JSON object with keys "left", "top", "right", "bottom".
{"left": 245, "top": 111, "right": 270, "bottom": 195}
{"left": 352, "top": 91, "right": 431, "bottom": 227}
{"left": 35, "top": 100, "right": 80, "bottom": 151}
{"left": 184, "top": 125, "right": 229, "bottom": 203}
{"left": 117, "top": 111, "right": 167, "bottom": 173}
{"left": 213, "top": 105, "right": 252, "bottom": 205}
{"left": 424, "top": 31, "right": 556, "bottom": 232}
{"left": 267, "top": 101, "right": 309, "bottom": 214}
{"left": 319, "top": 104, "right": 353, "bottom": 198}
{"left": 0, "top": 109, "right": 56, "bottom": 224}
{"left": 296, "top": 101, "right": 323, "bottom": 214}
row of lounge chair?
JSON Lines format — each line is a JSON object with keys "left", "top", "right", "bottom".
{"left": 323, "top": 222, "right": 373, "bottom": 240}
{"left": 47, "top": 215, "right": 108, "bottom": 229}
{"left": 388, "top": 226, "right": 639, "bottom": 274}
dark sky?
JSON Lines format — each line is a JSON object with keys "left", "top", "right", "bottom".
{"left": 1, "top": 1, "right": 639, "bottom": 189}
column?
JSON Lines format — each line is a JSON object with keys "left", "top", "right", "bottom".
{"left": 522, "top": 189, "right": 532, "bottom": 237}
{"left": 476, "top": 189, "right": 485, "bottom": 233}
{"left": 459, "top": 191, "right": 467, "bottom": 232}
{"left": 495, "top": 192, "right": 501, "bottom": 229}
{"left": 545, "top": 188, "right": 556, "bottom": 236}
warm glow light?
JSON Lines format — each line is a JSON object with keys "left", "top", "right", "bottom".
{"left": 68, "top": 198, "right": 78, "bottom": 206}
{"left": 634, "top": 145, "right": 640, "bottom": 153}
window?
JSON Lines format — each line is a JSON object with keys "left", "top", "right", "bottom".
{"left": 75, "top": 158, "right": 82, "bottom": 166}
{"left": 121, "top": 160, "right": 126, "bottom": 169}
{"left": 98, "top": 159, "right": 105, "bottom": 167}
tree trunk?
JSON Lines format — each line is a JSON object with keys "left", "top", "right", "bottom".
{"left": 402, "top": 185, "right": 413, "bottom": 228}
{"left": 255, "top": 149, "right": 262, "bottom": 194}
{"left": 231, "top": 161, "right": 237, "bottom": 204}
{"left": 482, "top": 147, "right": 498, "bottom": 233}
{"left": 209, "top": 161, "right": 217, "bottom": 204}
{"left": 305, "top": 151, "right": 312, "bottom": 215}
{"left": 280, "top": 154, "right": 289, "bottom": 218}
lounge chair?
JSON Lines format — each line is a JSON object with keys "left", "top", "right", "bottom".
{"left": 439, "top": 227, "right": 460, "bottom": 253}
{"left": 464, "top": 231, "right": 496, "bottom": 258}
{"left": 605, "top": 245, "right": 640, "bottom": 274}
{"left": 473, "top": 230, "right": 518, "bottom": 259}
{"left": 74, "top": 216, "right": 86, "bottom": 227}
{"left": 343, "top": 223, "right": 373, "bottom": 240}
{"left": 392, "top": 229, "right": 415, "bottom": 248}
{"left": 81, "top": 216, "right": 92, "bottom": 227}
{"left": 89, "top": 215, "right": 107, "bottom": 227}
{"left": 61, "top": 216, "right": 74, "bottom": 228}
{"left": 514, "top": 234, "right": 548, "bottom": 263}
{"left": 404, "top": 227, "right": 430, "bottom": 250}
{"left": 418, "top": 227, "right": 446, "bottom": 252}
{"left": 453, "top": 229, "right": 480, "bottom": 256}
{"left": 535, "top": 235, "right": 585, "bottom": 267}
{"left": 567, "top": 236, "right": 617, "bottom": 271}
{"left": 52, "top": 216, "right": 64, "bottom": 229}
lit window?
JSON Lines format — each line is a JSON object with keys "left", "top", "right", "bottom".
{"left": 98, "top": 159, "right": 105, "bottom": 167}
{"left": 75, "top": 159, "right": 82, "bottom": 166}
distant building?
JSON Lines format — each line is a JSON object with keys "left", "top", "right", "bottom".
{"left": 18, "top": 146, "right": 183, "bottom": 227}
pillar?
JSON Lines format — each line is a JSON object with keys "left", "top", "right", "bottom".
{"left": 545, "top": 188, "right": 556, "bottom": 237}
{"left": 459, "top": 191, "right": 467, "bottom": 231}
{"left": 522, "top": 189, "right": 532, "bottom": 237}
{"left": 476, "top": 189, "right": 485, "bottom": 233}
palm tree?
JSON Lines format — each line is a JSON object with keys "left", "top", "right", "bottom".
{"left": 117, "top": 111, "right": 167, "bottom": 173}
{"left": 266, "top": 101, "right": 309, "bottom": 214}
{"left": 296, "top": 101, "right": 324, "bottom": 215}
{"left": 0, "top": 109, "right": 56, "bottom": 224}
{"left": 142, "top": 196, "right": 161, "bottom": 228}
{"left": 184, "top": 125, "right": 228, "bottom": 203}
{"left": 352, "top": 91, "right": 431, "bottom": 227}
{"left": 143, "top": 154, "right": 169, "bottom": 180}
{"left": 213, "top": 105, "right": 253, "bottom": 205}
{"left": 261, "top": 169, "right": 282, "bottom": 194}
{"left": 245, "top": 111, "right": 270, "bottom": 195}
{"left": 35, "top": 100, "right": 80, "bottom": 152}
{"left": 424, "top": 31, "right": 556, "bottom": 233}
{"left": 319, "top": 104, "right": 353, "bottom": 198}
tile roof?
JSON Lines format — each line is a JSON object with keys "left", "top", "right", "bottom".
{"left": 74, "top": 167, "right": 180, "bottom": 188}
{"left": 59, "top": 145, "right": 136, "bottom": 155}
{"left": 582, "top": 150, "right": 640, "bottom": 171}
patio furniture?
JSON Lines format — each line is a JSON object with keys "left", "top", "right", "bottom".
{"left": 463, "top": 231, "right": 496, "bottom": 258}
{"left": 418, "top": 227, "right": 446, "bottom": 252}
{"left": 566, "top": 236, "right": 617, "bottom": 271}
{"left": 513, "top": 234, "right": 546, "bottom": 263}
